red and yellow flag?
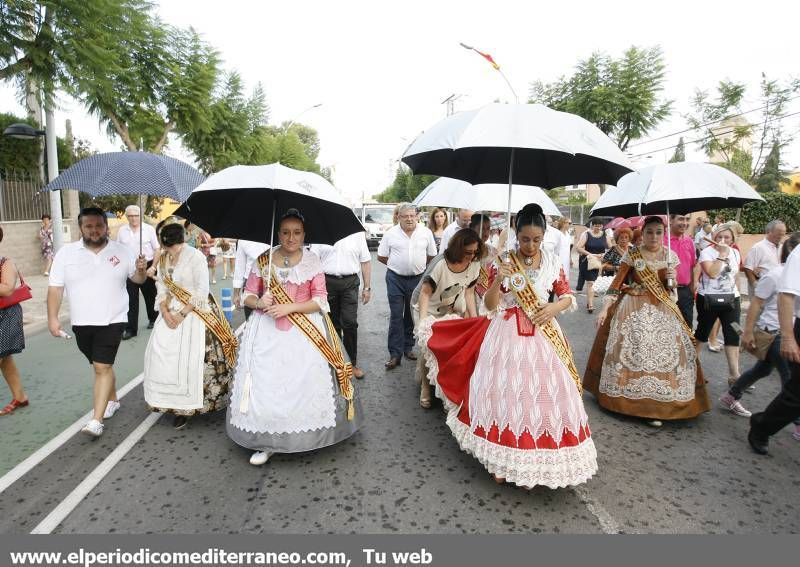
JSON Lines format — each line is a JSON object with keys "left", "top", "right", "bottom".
{"left": 474, "top": 49, "right": 500, "bottom": 70}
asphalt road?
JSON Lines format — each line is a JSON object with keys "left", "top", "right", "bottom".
{"left": 1, "top": 254, "right": 798, "bottom": 534}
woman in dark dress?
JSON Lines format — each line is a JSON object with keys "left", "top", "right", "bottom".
{"left": 576, "top": 218, "right": 611, "bottom": 313}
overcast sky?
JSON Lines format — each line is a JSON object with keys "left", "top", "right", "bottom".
{"left": 2, "top": 0, "right": 798, "bottom": 201}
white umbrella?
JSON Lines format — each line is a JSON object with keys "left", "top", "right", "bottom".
{"left": 590, "top": 162, "right": 764, "bottom": 218}
{"left": 402, "top": 102, "right": 632, "bottom": 233}
{"left": 590, "top": 162, "right": 764, "bottom": 285}
{"left": 412, "top": 177, "right": 562, "bottom": 217}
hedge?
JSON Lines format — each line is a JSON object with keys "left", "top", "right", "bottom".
{"left": 708, "top": 192, "right": 800, "bottom": 233}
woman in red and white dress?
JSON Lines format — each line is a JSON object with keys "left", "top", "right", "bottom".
{"left": 418, "top": 204, "right": 597, "bottom": 489}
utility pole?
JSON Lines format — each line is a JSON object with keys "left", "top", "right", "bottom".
{"left": 441, "top": 94, "right": 463, "bottom": 117}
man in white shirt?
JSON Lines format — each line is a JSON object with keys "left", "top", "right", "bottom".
{"left": 439, "top": 208, "right": 474, "bottom": 253}
{"left": 232, "top": 239, "right": 270, "bottom": 320}
{"left": 743, "top": 220, "right": 786, "bottom": 293}
{"left": 694, "top": 221, "right": 713, "bottom": 254}
{"left": 310, "top": 232, "right": 372, "bottom": 379}
{"left": 47, "top": 207, "right": 147, "bottom": 438}
{"left": 378, "top": 203, "right": 437, "bottom": 369}
{"left": 748, "top": 241, "right": 800, "bottom": 454}
{"left": 116, "top": 205, "right": 160, "bottom": 339}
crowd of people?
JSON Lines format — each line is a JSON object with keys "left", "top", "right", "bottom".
{"left": 1, "top": 203, "right": 799, "bottom": 490}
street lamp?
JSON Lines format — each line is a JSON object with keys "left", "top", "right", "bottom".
{"left": 284, "top": 103, "right": 323, "bottom": 131}
{"left": 2, "top": 114, "right": 64, "bottom": 251}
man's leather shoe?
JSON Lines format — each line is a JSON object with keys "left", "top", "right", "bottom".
{"left": 384, "top": 357, "right": 401, "bottom": 370}
{"left": 352, "top": 366, "right": 365, "bottom": 379}
{"left": 404, "top": 351, "right": 418, "bottom": 361}
{"left": 121, "top": 330, "right": 136, "bottom": 341}
{"left": 147, "top": 321, "right": 155, "bottom": 330}
{"left": 747, "top": 429, "right": 769, "bottom": 455}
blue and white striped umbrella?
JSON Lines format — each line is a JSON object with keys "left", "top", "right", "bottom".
{"left": 44, "top": 152, "right": 204, "bottom": 202}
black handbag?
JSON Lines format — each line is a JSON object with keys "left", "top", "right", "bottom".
{"left": 703, "top": 293, "right": 735, "bottom": 312}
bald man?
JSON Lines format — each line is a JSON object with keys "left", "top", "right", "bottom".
{"left": 439, "top": 209, "right": 474, "bottom": 253}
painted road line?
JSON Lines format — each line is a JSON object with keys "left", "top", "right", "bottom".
{"left": 0, "top": 373, "right": 144, "bottom": 495}
{"left": 571, "top": 485, "right": 622, "bottom": 535}
{"left": 31, "top": 412, "right": 162, "bottom": 534}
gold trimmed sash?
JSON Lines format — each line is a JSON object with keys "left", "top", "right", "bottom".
{"left": 626, "top": 248, "right": 695, "bottom": 342}
{"left": 506, "top": 252, "right": 582, "bottom": 393}
{"left": 257, "top": 253, "right": 355, "bottom": 420}
{"left": 158, "top": 256, "right": 238, "bottom": 366}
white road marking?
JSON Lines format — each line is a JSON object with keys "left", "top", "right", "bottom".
{"left": 572, "top": 485, "right": 622, "bottom": 534}
{"left": 31, "top": 412, "right": 161, "bottom": 534}
{"left": 0, "top": 373, "right": 144, "bottom": 495}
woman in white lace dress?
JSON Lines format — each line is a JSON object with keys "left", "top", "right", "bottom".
{"left": 421, "top": 204, "right": 597, "bottom": 489}
{"left": 227, "top": 210, "right": 362, "bottom": 466}
{"left": 583, "top": 216, "right": 710, "bottom": 426}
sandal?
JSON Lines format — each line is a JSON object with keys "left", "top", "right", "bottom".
{"left": 0, "top": 399, "right": 29, "bottom": 416}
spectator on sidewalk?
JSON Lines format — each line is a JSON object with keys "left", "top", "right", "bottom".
{"left": 0, "top": 227, "right": 28, "bottom": 416}
{"left": 38, "top": 214, "right": 54, "bottom": 276}
{"left": 47, "top": 207, "right": 147, "bottom": 438}
{"left": 116, "top": 205, "right": 160, "bottom": 340}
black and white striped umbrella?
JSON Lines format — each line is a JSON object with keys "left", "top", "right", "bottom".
{"left": 44, "top": 152, "right": 204, "bottom": 202}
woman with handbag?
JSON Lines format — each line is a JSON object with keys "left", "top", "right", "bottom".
{"left": 0, "top": 227, "right": 29, "bottom": 415}
{"left": 695, "top": 223, "right": 743, "bottom": 386}
{"left": 575, "top": 218, "right": 610, "bottom": 313}
{"left": 583, "top": 216, "right": 710, "bottom": 426}
{"left": 718, "top": 232, "right": 800, "bottom": 440}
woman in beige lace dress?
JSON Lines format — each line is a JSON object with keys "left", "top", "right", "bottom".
{"left": 583, "top": 216, "right": 710, "bottom": 426}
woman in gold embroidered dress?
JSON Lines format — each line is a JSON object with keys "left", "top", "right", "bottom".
{"left": 583, "top": 216, "right": 710, "bottom": 426}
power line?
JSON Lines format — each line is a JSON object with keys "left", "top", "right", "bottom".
{"left": 630, "top": 110, "right": 800, "bottom": 158}
{"left": 627, "top": 93, "right": 800, "bottom": 149}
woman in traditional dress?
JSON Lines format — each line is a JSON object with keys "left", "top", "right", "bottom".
{"left": 227, "top": 209, "right": 362, "bottom": 466}
{"left": 575, "top": 218, "right": 611, "bottom": 313}
{"left": 412, "top": 228, "right": 482, "bottom": 409}
{"left": 420, "top": 204, "right": 597, "bottom": 489}
{"left": 583, "top": 216, "right": 710, "bottom": 427}
{"left": 144, "top": 223, "right": 236, "bottom": 429}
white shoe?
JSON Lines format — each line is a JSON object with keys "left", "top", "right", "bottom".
{"left": 646, "top": 419, "right": 663, "bottom": 428}
{"left": 719, "top": 393, "right": 752, "bottom": 417}
{"left": 81, "top": 419, "right": 104, "bottom": 437}
{"left": 249, "top": 451, "right": 271, "bottom": 466}
{"left": 103, "top": 400, "right": 121, "bottom": 419}
{"left": 707, "top": 343, "right": 722, "bottom": 353}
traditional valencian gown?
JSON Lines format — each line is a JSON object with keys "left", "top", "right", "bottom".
{"left": 227, "top": 250, "right": 362, "bottom": 454}
{"left": 583, "top": 248, "right": 710, "bottom": 420}
{"left": 418, "top": 249, "right": 597, "bottom": 489}
{"left": 144, "top": 246, "right": 234, "bottom": 415}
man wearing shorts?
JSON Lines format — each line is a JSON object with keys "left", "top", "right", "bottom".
{"left": 47, "top": 207, "right": 147, "bottom": 437}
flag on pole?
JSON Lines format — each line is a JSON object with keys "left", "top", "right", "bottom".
{"left": 474, "top": 49, "right": 500, "bottom": 70}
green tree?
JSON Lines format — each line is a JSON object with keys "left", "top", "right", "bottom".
{"left": 0, "top": 111, "right": 75, "bottom": 172}
{"left": 687, "top": 75, "right": 799, "bottom": 184}
{"left": 668, "top": 137, "right": 686, "bottom": 163}
{"left": 530, "top": 46, "right": 672, "bottom": 151}
{"left": 755, "top": 142, "right": 790, "bottom": 193}
{"left": 75, "top": 24, "right": 219, "bottom": 153}
{"left": 0, "top": 1, "right": 153, "bottom": 101}
{"left": 376, "top": 166, "right": 437, "bottom": 202}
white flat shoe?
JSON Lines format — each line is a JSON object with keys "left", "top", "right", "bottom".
{"left": 249, "top": 451, "right": 272, "bottom": 466}
{"left": 646, "top": 419, "right": 663, "bottom": 428}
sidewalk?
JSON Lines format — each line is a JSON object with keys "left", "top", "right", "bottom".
{"left": 21, "top": 274, "right": 69, "bottom": 335}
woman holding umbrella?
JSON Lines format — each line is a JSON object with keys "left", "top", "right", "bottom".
{"left": 143, "top": 222, "right": 236, "bottom": 429}
{"left": 583, "top": 216, "right": 711, "bottom": 426}
{"left": 422, "top": 204, "right": 597, "bottom": 489}
{"left": 227, "top": 209, "right": 362, "bottom": 466}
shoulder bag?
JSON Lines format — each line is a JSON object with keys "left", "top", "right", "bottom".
{"left": 0, "top": 258, "right": 32, "bottom": 309}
